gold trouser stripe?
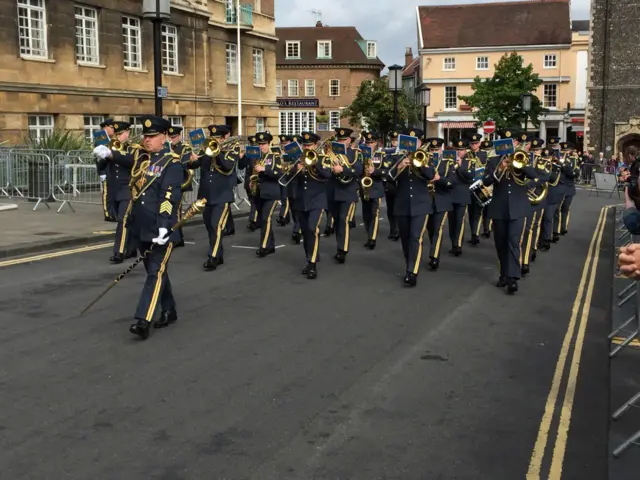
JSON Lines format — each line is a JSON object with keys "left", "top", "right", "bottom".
{"left": 349, "top": 203, "right": 356, "bottom": 221}
{"left": 211, "top": 203, "right": 229, "bottom": 257}
{"left": 457, "top": 206, "right": 468, "bottom": 247}
{"left": 476, "top": 212, "right": 483, "bottom": 236}
{"left": 311, "top": 211, "right": 324, "bottom": 263}
{"left": 434, "top": 212, "right": 448, "bottom": 259}
{"left": 371, "top": 198, "right": 381, "bottom": 241}
{"left": 564, "top": 209, "right": 571, "bottom": 232}
{"left": 261, "top": 200, "right": 279, "bottom": 249}
{"left": 489, "top": 219, "right": 493, "bottom": 232}
{"left": 145, "top": 243, "right": 174, "bottom": 322}
{"left": 343, "top": 202, "right": 356, "bottom": 252}
{"left": 534, "top": 209, "right": 544, "bottom": 249}
{"left": 118, "top": 206, "right": 128, "bottom": 254}
{"left": 330, "top": 213, "right": 335, "bottom": 227}
{"left": 519, "top": 218, "right": 528, "bottom": 266}
{"left": 556, "top": 198, "right": 565, "bottom": 233}
{"left": 102, "top": 181, "right": 108, "bottom": 216}
{"left": 523, "top": 212, "right": 537, "bottom": 266}
{"left": 283, "top": 198, "right": 290, "bottom": 218}
{"left": 252, "top": 202, "right": 259, "bottom": 222}
{"left": 413, "top": 214, "right": 430, "bottom": 275}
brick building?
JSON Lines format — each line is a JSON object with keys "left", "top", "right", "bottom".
{"left": 0, "top": 0, "right": 278, "bottom": 143}
{"left": 275, "top": 22, "right": 384, "bottom": 137}
{"left": 586, "top": 0, "right": 640, "bottom": 155}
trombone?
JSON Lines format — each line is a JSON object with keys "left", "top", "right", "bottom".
{"left": 494, "top": 149, "right": 528, "bottom": 183}
{"left": 278, "top": 147, "right": 327, "bottom": 187}
{"left": 388, "top": 148, "right": 432, "bottom": 181}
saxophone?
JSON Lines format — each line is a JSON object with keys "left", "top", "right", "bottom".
{"left": 249, "top": 156, "right": 265, "bottom": 196}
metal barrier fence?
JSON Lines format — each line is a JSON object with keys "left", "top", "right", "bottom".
{"left": 610, "top": 208, "right": 640, "bottom": 457}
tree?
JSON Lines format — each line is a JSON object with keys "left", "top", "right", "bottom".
{"left": 342, "top": 78, "right": 420, "bottom": 139}
{"left": 458, "top": 52, "right": 545, "bottom": 130}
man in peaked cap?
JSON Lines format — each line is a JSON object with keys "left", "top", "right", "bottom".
{"left": 276, "top": 135, "right": 293, "bottom": 228}
{"left": 381, "top": 130, "right": 402, "bottom": 241}
{"left": 555, "top": 141, "right": 580, "bottom": 239}
{"left": 360, "top": 131, "right": 385, "bottom": 249}
{"left": 281, "top": 133, "right": 303, "bottom": 244}
{"left": 467, "top": 133, "right": 488, "bottom": 245}
{"left": 167, "top": 125, "right": 192, "bottom": 248}
{"left": 448, "top": 138, "right": 474, "bottom": 256}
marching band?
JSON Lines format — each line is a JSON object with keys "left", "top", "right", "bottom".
{"left": 92, "top": 120, "right": 582, "bottom": 339}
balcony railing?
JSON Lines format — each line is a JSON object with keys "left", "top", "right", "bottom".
{"left": 225, "top": 3, "right": 253, "bottom": 27}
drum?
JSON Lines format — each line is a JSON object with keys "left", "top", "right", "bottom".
{"left": 469, "top": 179, "right": 493, "bottom": 207}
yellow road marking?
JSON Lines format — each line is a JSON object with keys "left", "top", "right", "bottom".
{"left": 526, "top": 206, "right": 607, "bottom": 478}
{"left": 0, "top": 243, "right": 112, "bottom": 268}
{"left": 611, "top": 337, "right": 640, "bottom": 348}
{"left": 92, "top": 230, "right": 115, "bottom": 234}
{"left": 548, "top": 206, "right": 609, "bottom": 478}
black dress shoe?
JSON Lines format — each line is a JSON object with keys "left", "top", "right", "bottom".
{"left": 302, "top": 264, "right": 310, "bottom": 275}
{"left": 292, "top": 233, "right": 302, "bottom": 244}
{"left": 129, "top": 319, "right": 150, "bottom": 339}
{"left": 507, "top": 279, "right": 518, "bottom": 294}
{"left": 173, "top": 239, "right": 185, "bottom": 248}
{"left": 109, "top": 254, "right": 123, "bottom": 264}
{"left": 369, "top": 240, "right": 376, "bottom": 250}
{"left": 223, "top": 228, "right": 235, "bottom": 236}
{"left": 364, "top": 240, "right": 372, "bottom": 248}
{"left": 552, "top": 233, "right": 560, "bottom": 243}
{"left": 203, "top": 257, "right": 218, "bottom": 270}
{"left": 324, "top": 226, "right": 334, "bottom": 236}
{"left": 450, "top": 246, "right": 462, "bottom": 257}
{"left": 496, "top": 277, "right": 507, "bottom": 288}
{"left": 531, "top": 251, "right": 537, "bottom": 262}
{"left": 276, "top": 216, "right": 286, "bottom": 226}
{"left": 470, "top": 235, "right": 480, "bottom": 246}
{"left": 561, "top": 230, "right": 568, "bottom": 235}
{"left": 248, "top": 222, "right": 259, "bottom": 231}
{"left": 521, "top": 265, "right": 530, "bottom": 275}
{"left": 349, "top": 220, "right": 356, "bottom": 229}
{"left": 403, "top": 273, "right": 417, "bottom": 287}
{"left": 155, "top": 309, "right": 177, "bottom": 328}
{"left": 124, "top": 251, "right": 137, "bottom": 259}
{"left": 428, "top": 257, "right": 439, "bottom": 270}
{"left": 334, "top": 250, "right": 346, "bottom": 264}
{"left": 256, "top": 247, "right": 276, "bottom": 258}
{"left": 392, "top": 232, "right": 400, "bottom": 241}
{"left": 481, "top": 231, "right": 491, "bottom": 238}
{"left": 307, "top": 263, "right": 317, "bottom": 279}
{"left": 541, "top": 240, "right": 551, "bottom": 251}
{"left": 388, "top": 232, "right": 394, "bottom": 240}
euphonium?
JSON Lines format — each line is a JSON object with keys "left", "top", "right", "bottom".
{"left": 181, "top": 168, "right": 194, "bottom": 191}
{"left": 528, "top": 182, "right": 548, "bottom": 205}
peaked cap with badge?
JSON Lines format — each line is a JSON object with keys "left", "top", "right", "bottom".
{"left": 208, "top": 125, "right": 231, "bottom": 137}
{"left": 425, "top": 137, "right": 445, "bottom": 149}
{"left": 141, "top": 116, "right": 170, "bottom": 136}
{"left": 168, "top": 126, "right": 183, "bottom": 137}
{"left": 255, "top": 132, "right": 273, "bottom": 144}
{"left": 334, "top": 127, "right": 353, "bottom": 139}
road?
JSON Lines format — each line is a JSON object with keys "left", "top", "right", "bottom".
{"left": 0, "top": 191, "right": 616, "bottom": 479}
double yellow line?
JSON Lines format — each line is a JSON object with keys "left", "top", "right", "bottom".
{"left": 526, "top": 205, "right": 610, "bottom": 479}
{"left": 0, "top": 242, "right": 112, "bottom": 268}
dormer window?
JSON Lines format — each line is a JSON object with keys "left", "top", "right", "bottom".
{"left": 317, "top": 40, "right": 331, "bottom": 59}
{"left": 286, "top": 41, "right": 300, "bottom": 59}
{"left": 366, "top": 41, "right": 377, "bottom": 59}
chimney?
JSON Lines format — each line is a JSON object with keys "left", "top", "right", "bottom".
{"left": 315, "top": 20, "right": 323, "bottom": 27}
{"left": 404, "top": 46, "right": 413, "bottom": 68}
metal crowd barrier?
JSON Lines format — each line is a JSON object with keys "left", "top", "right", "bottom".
{"left": 610, "top": 208, "right": 640, "bottom": 458}
{"left": 0, "top": 150, "right": 55, "bottom": 210}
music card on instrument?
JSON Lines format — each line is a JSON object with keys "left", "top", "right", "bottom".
{"left": 331, "top": 142, "right": 347, "bottom": 155}
{"left": 398, "top": 134, "right": 418, "bottom": 152}
{"left": 493, "top": 138, "right": 515, "bottom": 156}
{"left": 474, "top": 166, "right": 485, "bottom": 181}
{"left": 188, "top": 128, "right": 207, "bottom": 149}
{"left": 245, "top": 145, "right": 261, "bottom": 159}
{"left": 442, "top": 150, "right": 457, "bottom": 161}
{"left": 283, "top": 141, "right": 302, "bottom": 159}
{"left": 92, "top": 129, "right": 110, "bottom": 147}
{"left": 270, "top": 146, "right": 282, "bottom": 154}
{"left": 361, "top": 145, "right": 372, "bottom": 160}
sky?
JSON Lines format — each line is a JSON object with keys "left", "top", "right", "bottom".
{"left": 274, "top": 0, "right": 591, "bottom": 70}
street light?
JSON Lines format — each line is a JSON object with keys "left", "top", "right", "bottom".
{"left": 142, "top": 0, "right": 171, "bottom": 116}
{"left": 419, "top": 84, "right": 431, "bottom": 136}
{"left": 520, "top": 92, "right": 532, "bottom": 134}
{"left": 387, "top": 64, "right": 403, "bottom": 131}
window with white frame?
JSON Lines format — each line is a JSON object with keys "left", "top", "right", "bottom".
{"left": 443, "top": 57, "right": 456, "bottom": 70}
{"left": 226, "top": 43, "right": 238, "bottom": 83}
{"left": 161, "top": 24, "right": 178, "bottom": 73}
{"left": 305, "top": 79, "right": 315, "bottom": 96}
{"left": 122, "top": 16, "right": 142, "bottom": 69}
{"left": 544, "top": 54, "right": 557, "bottom": 69}
{"left": 75, "top": 6, "right": 99, "bottom": 65}
{"left": 476, "top": 56, "right": 489, "bottom": 70}
{"left": 255, "top": 117, "right": 266, "bottom": 132}
{"left": 285, "top": 41, "right": 300, "bottom": 59}
{"left": 366, "top": 41, "right": 377, "bottom": 59}
{"left": 329, "top": 79, "right": 340, "bottom": 97}
{"left": 317, "top": 40, "right": 331, "bottom": 59}
{"left": 276, "top": 79, "right": 283, "bottom": 97}
{"left": 128, "top": 116, "right": 144, "bottom": 136}
{"left": 543, "top": 84, "right": 558, "bottom": 108}
{"left": 83, "top": 115, "right": 104, "bottom": 140}
{"left": 329, "top": 110, "right": 340, "bottom": 129}
{"left": 252, "top": 48, "right": 264, "bottom": 86}
{"left": 28, "top": 115, "right": 54, "bottom": 140}
{"left": 17, "top": 0, "right": 48, "bottom": 59}
{"left": 278, "top": 111, "right": 316, "bottom": 135}
{"left": 444, "top": 86, "right": 457, "bottom": 110}
{"left": 288, "top": 79, "right": 299, "bottom": 97}
{"left": 169, "top": 116, "right": 183, "bottom": 127}
{"left": 254, "top": 0, "right": 261, "bottom": 14}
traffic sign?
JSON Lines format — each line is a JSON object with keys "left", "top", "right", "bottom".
{"left": 483, "top": 120, "right": 496, "bottom": 134}
{"left": 157, "top": 86, "right": 168, "bottom": 98}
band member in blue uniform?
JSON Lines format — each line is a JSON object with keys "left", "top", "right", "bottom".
{"left": 426, "top": 137, "right": 455, "bottom": 270}
{"left": 448, "top": 138, "right": 474, "bottom": 256}
{"left": 288, "top": 132, "right": 332, "bottom": 279}
{"left": 467, "top": 134, "right": 487, "bottom": 245}
{"left": 188, "top": 124, "right": 238, "bottom": 270}
{"left": 327, "top": 127, "right": 363, "bottom": 263}
{"left": 168, "top": 126, "right": 193, "bottom": 248}
{"left": 391, "top": 130, "right": 437, "bottom": 286}
{"left": 480, "top": 139, "right": 494, "bottom": 238}
{"left": 541, "top": 136, "right": 563, "bottom": 247}
{"left": 384, "top": 130, "right": 401, "bottom": 240}
{"left": 482, "top": 129, "right": 539, "bottom": 294}
{"left": 97, "top": 118, "right": 117, "bottom": 222}
{"left": 557, "top": 141, "right": 580, "bottom": 236}
{"left": 94, "top": 120, "right": 138, "bottom": 264}
{"left": 524, "top": 141, "right": 551, "bottom": 267}
{"left": 253, "top": 132, "right": 283, "bottom": 257}
{"left": 243, "top": 135, "right": 260, "bottom": 231}
{"left": 361, "top": 131, "right": 386, "bottom": 249}
{"left": 276, "top": 134, "right": 292, "bottom": 227}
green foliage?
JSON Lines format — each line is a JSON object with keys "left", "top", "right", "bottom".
{"left": 342, "top": 78, "right": 421, "bottom": 139}
{"left": 21, "top": 129, "right": 91, "bottom": 151}
{"left": 458, "top": 52, "right": 545, "bottom": 130}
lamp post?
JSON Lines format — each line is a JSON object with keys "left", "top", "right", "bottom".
{"left": 419, "top": 84, "right": 431, "bottom": 136}
{"left": 520, "top": 92, "right": 532, "bottom": 134}
{"left": 142, "top": 0, "right": 171, "bottom": 116}
{"left": 388, "top": 64, "right": 402, "bottom": 131}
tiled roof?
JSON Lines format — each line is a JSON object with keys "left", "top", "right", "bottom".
{"left": 403, "top": 56, "right": 420, "bottom": 77}
{"left": 571, "top": 20, "right": 589, "bottom": 32}
{"left": 276, "top": 25, "right": 385, "bottom": 68}
{"left": 417, "top": 0, "right": 571, "bottom": 49}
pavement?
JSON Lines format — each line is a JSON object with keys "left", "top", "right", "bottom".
{"left": 0, "top": 190, "right": 625, "bottom": 479}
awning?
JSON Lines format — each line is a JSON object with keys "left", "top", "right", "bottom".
{"left": 442, "top": 121, "right": 476, "bottom": 129}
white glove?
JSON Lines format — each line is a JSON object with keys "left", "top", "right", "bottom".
{"left": 99, "top": 174, "right": 107, "bottom": 181}
{"left": 152, "top": 228, "right": 170, "bottom": 245}
{"left": 93, "top": 145, "right": 112, "bottom": 159}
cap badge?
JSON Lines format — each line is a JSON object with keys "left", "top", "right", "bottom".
{"left": 432, "top": 140, "right": 437, "bottom": 146}
{"left": 505, "top": 131, "right": 511, "bottom": 137}
{"left": 340, "top": 129, "right": 345, "bottom": 135}
{"left": 409, "top": 131, "right": 415, "bottom": 136}
{"left": 304, "top": 133, "right": 310, "bottom": 139}
{"left": 114, "top": 123, "right": 119, "bottom": 130}
{"left": 169, "top": 128, "right": 174, "bottom": 134}
{"left": 144, "top": 120, "right": 151, "bottom": 128}
{"left": 259, "top": 134, "right": 264, "bottom": 139}
{"left": 367, "top": 133, "right": 372, "bottom": 139}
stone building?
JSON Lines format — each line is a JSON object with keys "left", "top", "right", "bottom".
{"left": 275, "top": 22, "right": 384, "bottom": 137}
{"left": 0, "top": 0, "right": 278, "bottom": 143}
{"left": 586, "top": 0, "right": 640, "bottom": 154}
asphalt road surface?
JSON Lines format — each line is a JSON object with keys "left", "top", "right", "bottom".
{"left": 0, "top": 191, "right": 616, "bottom": 479}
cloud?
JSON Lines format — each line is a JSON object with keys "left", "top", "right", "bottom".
{"left": 275, "top": 0, "right": 590, "bottom": 68}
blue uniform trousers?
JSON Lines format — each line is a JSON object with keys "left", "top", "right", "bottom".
{"left": 113, "top": 200, "right": 135, "bottom": 256}
{"left": 102, "top": 180, "right": 115, "bottom": 220}
{"left": 428, "top": 211, "right": 448, "bottom": 259}
{"left": 225, "top": 206, "right": 234, "bottom": 232}
{"left": 257, "top": 198, "right": 278, "bottom": 249}
{"left": 329, "top": 200, "right": 356, "bottom": 252}
{"left": 362, "top": 198, "right": 382, "bottom": 241}
{"left": 134, "top": 241, "right": 176, "bottom": 322}
{"left": 448, "top": 203, "right": 468, "bottom": 249}
{"left": 384, "top": 187, "right": 398, "bottom": 235}
{"left": 324, "top": 209, "right": 334, "bottom": 231}
{"left": 203, "top": 203, "right": 230, "bottom": 260}
{"left": 297, "top": 208, "right": 324, "bottom": 263}
{"left": 521, "top": 209, "right": 541, "bottom": 267}
{"left": 559, "top": 193, "right": 574, "bottom": 233}
{"left": 542, "top": 202, "right": 559, "bottom": 241}
{"left": 492, "top": 218, "right": 526, "bottom": 280}
{"left": 291, "top": 207, "right": 302, "bottom": 235}
{"left": 468, "top": 201, "right": 484, "bottom": 238}
{"left": 397, "top": 214, "right": 430, "bottom": 275}
{"left": 279, "top": 187, "right": 290, "bottom": 219}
